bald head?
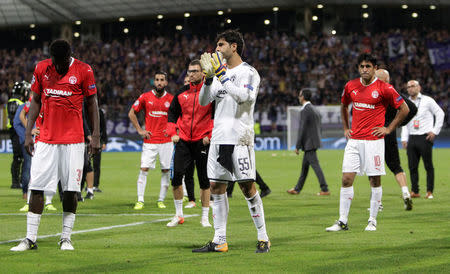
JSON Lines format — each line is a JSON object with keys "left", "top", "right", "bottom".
{"left": 406, "top": 80, "right": 421, "bottom": 98}
{"left": 376, "top": 69, "right": 390, "bottom": 83}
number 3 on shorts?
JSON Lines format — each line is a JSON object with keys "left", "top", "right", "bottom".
{"left": 238, "top": 158, "right": 250, "bottom": 171}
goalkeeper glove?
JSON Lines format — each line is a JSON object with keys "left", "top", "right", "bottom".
{"left": 200, "top": 53, "right": 215, "bottom": 79}
{"left": 211, "top": 52, "right": 229, "bottom": 84}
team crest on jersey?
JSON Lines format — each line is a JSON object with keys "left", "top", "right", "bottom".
{"left": 230, "top": 75, "right": 236, "bottom": 82}
{"left": 165, "top": 101, "right": 170, "bottom": 108}
{"left": 134, "top": 100, "right": 139, "bottom": 107}
{"left": 372, "top": 90, "right": 379, "bottom": 98}
{"left": 69, "top": 76, "right": 77, "bottom": 85}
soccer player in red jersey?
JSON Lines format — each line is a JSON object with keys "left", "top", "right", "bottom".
{"left": 326, "top": 53, "right": 409, "bottom": 232}
{"left": 128, "top": 71, "right": 174, "bottom": 210}
{"left": 11, "top": 39, "right": 101, "bottom": 251}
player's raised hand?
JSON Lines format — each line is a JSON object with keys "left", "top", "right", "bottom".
{"left": 200, "top": 53, "right": 214, "bottom": 79}
{"left": 372, "top": 126, "right": 390, "bottom": 137}
{"left": 211, "top": 52, "right": 228, "bottom": 83}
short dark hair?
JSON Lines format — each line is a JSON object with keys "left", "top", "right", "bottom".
{"left": 49, "top": 39, "right": 71, "bottom": 59}
{"left": 300, "top": 88, "right": 312, "bottom": 101}
{"left": 216, "top": 29, "right": 245, "bottom": 56}
{"left": 357, "top": 53, "right": 377, "bottom": 67}
{"left": 189, "top": 59, "right": 201, "bottom": 68}
{"left": 155, "top": 71, "right": 168, "bottom": 81}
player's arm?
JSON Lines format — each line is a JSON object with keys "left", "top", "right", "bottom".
{"left": 401, "top": 125, "right": 409, "bottom": 148}
{"left": 426, "top": 98, "right": 445, "bottom": 142}
{"left": 86, "top": 94, "right": 101, "bottom": 154}
{"left": 19, "top": 107, "right": 27, "bottom": 127}
{"left": 340, "top": 103, "right": 352, "bottom": 139}
{"left": 167, "top": 93, "right": 182, "bottom": 142}
{"left": 128, "top": 106, "right": 150, "bottom": 139}
{"left": 24, "top": 93, "right": 41, "bottom": 155}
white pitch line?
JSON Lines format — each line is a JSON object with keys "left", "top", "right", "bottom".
{"left": 0, "top": 214, "right": 199, "bottom": 245}
{"left": 0, "top": 213, "right": 175, "bottom": 217}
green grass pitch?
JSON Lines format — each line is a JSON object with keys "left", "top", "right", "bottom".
{"left": 0, "top": 149, "right": 449, "bottom": 273}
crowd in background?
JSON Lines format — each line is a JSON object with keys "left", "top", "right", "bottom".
{"left": 0, "top": 28, "right": 448, "bottom": 130}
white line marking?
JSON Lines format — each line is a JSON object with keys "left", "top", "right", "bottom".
{"left": 0, "top": 214, "right": 199, "bottom": 245}
{"left": 0, "top": 213, "right": 174, "bottom": 217}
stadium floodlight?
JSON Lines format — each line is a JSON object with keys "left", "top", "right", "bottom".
{"left": 272, "top": 7, "right": 279, "bottom": 12}
{"left": 30, "top": 35, "right": 36, "bottom": 40}
{"left": 363, "top": 12, "right": 369, "bottom": 18}
{"left": 226, "top": 19, "right": 231, "bottom": 24}
{"left": 157, "top": 14, "right": 163, "bottom": 19}
{"left": 362, "top": 4, "right": 368, "bottom": 9}
{"left": 29, "top": 23, "right": 35, "bottom": 28}
{"left": 312, "top": 15, "right": 318, "bottom": 21}
{"left": 217, "top": 10, "right": 224, "bottom": 15}
{"left": 401, "top": 4, "right": 408, "bottom": 9}
{"left": 430, "top": 5, "right": 436, "bottom": 10}
{"left": 119, "top": 17, "right": 125, "bottom": 22}
{"left": 264, "top": 19, "right": 270, "bottom": 25}
{"left": 412, "top": 12, "right": 418, "bottom": 18}
{"left": 176, "top": 25, "right": 183, "bottom": 30}
{"left": 75, "top": 20, "right": 81, "bottom": 25}
{"left": 123, "top": 28, "right": 129, "bottom": 33}
{"left": 74, "top": 32, "right": 80, "bottom": 38}
{"left": 331, "top": 30, "right": 336, "bottom": 35}
{"left": 184, "top": 12, "right": 190, "bottom": 18}
{"left": 317, "top": 4, "right": 323, "bottom": 9}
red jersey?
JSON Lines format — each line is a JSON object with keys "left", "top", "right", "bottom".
{"left": 341, "top": 77, "right": 404, "bottom": 140}
{"left": 166, "top": 82, "right": 213, "bottom": 142}
{"left": 31, "top": 58, "right": 97, "bottom": 144}
{"left": 132, "top": 90, "right": 173, "bottom": 144}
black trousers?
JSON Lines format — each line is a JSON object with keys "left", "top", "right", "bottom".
{"left": 184, "top": 161, "right": 196, "bottom": 202}
{"left": 407, "top": 134, "right": 434, "bottom": 193}
{"left": 384, "top": 131, "right": 404, "bottom": 175}
{"left": 93, "top": 152, "right": 102, "bottom": 188}
{"left": 172, "top": 139, "right": 210, "bottom": 190}
{"left": 294, "top": 149, "right": 328, "bottom": 192}
{"left": 9, "top": 128, "right": 23, "bottom": 187}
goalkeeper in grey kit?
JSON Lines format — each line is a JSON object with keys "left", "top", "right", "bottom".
{"left": 192, "top": 29, "right": 270, "bottom": 253}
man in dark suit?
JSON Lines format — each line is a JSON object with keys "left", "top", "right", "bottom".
{"left": 287, "top": 89, "right": 329, "bottom": 196}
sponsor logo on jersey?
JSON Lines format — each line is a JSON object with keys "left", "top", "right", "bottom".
{"left": 216, "top": 89, "right": 227, "bottom": 98}
{"left": 183, "top": 94, "right": 189, "bottom": 99}
{"left": 353, "top": 102, "right": 375, "bottom": 110}
{"left": 44, "top": 75, "right": 49, "bottom": 80}
{"left": 372, "top": 90, "right": 379, "bottom": 98}
{"left": 44, "top": 88, "right": 73, "bottom": 97}
{"left": 149, "top": 111, "right": 167, "bottom": 117}
{"left": 164, "top": 101, "right": 170, "bottom": 108}
{"left": 88, "top": 84, "right": 96, "bottom": 90}
{"left": 352, "top": 89, "right": 358, "bottom": 96}
{"left": 69, "top": 76, "right": 77, "bottom": 84}
{"left": 148, "top": 101, "right": 153, "bottom": 105}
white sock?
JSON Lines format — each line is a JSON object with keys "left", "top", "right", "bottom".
{"left": 212, "top": 193, "right": 228, "bottom": 244}
{"left": 182, "top": 177, "right": 188, "bottom": 197}
{"left": 401, "top": 186, "right": 410, "bottom": 199}
{"left": 137, "top": 170, "right": 148, "bottom": 202}
{"left": 26, "top": 212, "right": 41, "bottom": 242}
{"left": 87, "top": 187, "right": 94, "bottom": 194}
{"left": 370, "top": 186, "right": 383, "bottom": 219}
{"left": 174, "top": 199, "right": 183, "bottom": 217}
{"left": 245, "top": 191, "right": 269, "bottom": 241}
{"left": 44, "top": 191, "right": 54, "bottom": 205}
{"left": 158, "top": 172, "right": 170, "bottom": 201}
{"left": 202, "top": 207, "right": 209, "bottom": 220}
{"left": 61, "top": 212, "right": 76, "bottom": 240}
{"left": 339, "top": 186, "right": 354, "bottom": 224}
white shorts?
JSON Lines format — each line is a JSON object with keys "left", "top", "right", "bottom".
{"left": 342, "top": 138, "right": 385, "bottom": 176}
{"left": 141, "top": 142, "right": 174, "bottom": 170}
{"left": 207, "top": 144, "right": 256, "bottom": 183}
{"left": 29, "top": 142, "right": 85, "bottom": 193}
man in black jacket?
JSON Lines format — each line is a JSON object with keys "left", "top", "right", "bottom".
{"left": 376, "top": 69, "right": 417, "bottom": 210}
{"left": 287, "top": 89, "right": 329, "bottom": 196}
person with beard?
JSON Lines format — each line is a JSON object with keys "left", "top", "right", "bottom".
{"left": 128, "top": 71, "right": 174, "bottom": 210}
